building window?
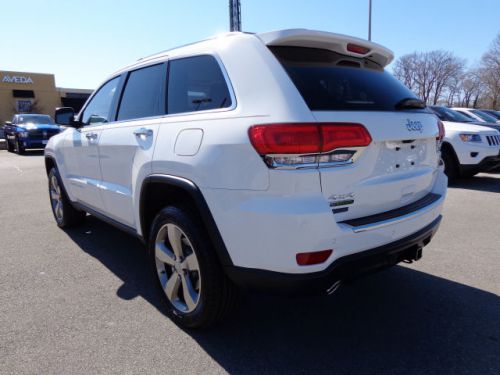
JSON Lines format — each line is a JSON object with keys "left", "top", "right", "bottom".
{"left": 16, "top": 100, "right": 32, "bottom": 113}
{"left": 12, "top": 90, "right": 35, "bottom": 98}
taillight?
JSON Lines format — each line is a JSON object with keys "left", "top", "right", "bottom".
{"left": 322, "top": 124, "right": 373, "bottom": 150}
{"left": 437, "top": 119, "right": 445, "bottom": 141}
{"left": 346, "top": 43, "right": 371, "bottom": 55}
{"left": 248, "top": 123, "right": 372, "bottom": 169}
{"left": 247, "top": 123, "right": 321, "bottom": 155}
{"left": 436, "top": 119, "right": 445, "bottom": 153}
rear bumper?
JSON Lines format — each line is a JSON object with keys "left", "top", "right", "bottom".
{"left": 205, "top": 169, "right": 446, "bottom": 274}
{"left": 225, "top": 215, "right": 442, "bottom": 295}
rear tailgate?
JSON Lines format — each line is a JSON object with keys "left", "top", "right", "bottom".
{"left": 313, "top": 111, "right": 440, "bottom": 221}
{"left": 264, "top": 34, "right": 442, "bottom": 222}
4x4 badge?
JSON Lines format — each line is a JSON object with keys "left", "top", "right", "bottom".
{"left": 406, "top": 119, "right": 423, "bottom": 133}
{"left": 328, "top": 192, "right": 355, "bottom": 207}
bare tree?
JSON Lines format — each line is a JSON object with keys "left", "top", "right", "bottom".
{"left": 393, "top": 53, "right": 418, "bottom": 92}
{"left": 393, "top": 52, "right": 430, "bottom": 101}
{"left": 459, "top": 70, "right": 483, "bottom": 107}
{"left": 479, "top": 34, "right": 500, "bottom": 109}
{"left": 393, "top": 51, "right": 465, "bottom": 105}
{"left": 428, "top": 51, "right": 465, "bottom": 105}
{"left": 445, "top": 75, "right": 461, "bottom": 106}
{"left": 27, "top": 99, "right": 42, "bottom": 113}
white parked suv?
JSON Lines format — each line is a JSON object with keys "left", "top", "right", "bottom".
{"left": 45, "top": 29, "right": 447, "bottom": 328}
{"left": 451, "top": 107, "right": 500, "bottom": 124}
{"left": 430, "top": 106, "right": 500, "bottom": 178}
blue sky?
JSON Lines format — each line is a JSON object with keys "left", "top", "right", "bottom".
{"left": 1, "top": 0, "right": 498, "bottom": 89}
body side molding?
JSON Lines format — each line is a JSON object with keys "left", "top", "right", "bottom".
{"left": 73, "top": 202, "right": 142, "bottom": 240}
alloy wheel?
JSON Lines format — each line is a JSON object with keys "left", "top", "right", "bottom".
{"left": 49, "top": 174, "right": 63, "bottom": 221}
{"left": 154, "top": 223, "right": 201, "bottom": 313}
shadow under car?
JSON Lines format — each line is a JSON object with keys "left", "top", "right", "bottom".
{"left": 63, "top": 216, "right": 500, "bottom": 375}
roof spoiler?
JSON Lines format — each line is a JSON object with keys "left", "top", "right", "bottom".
{"left": 257, "top": 29, "right": 394, "bottom": 67}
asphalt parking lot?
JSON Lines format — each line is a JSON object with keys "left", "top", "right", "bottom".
{"left": 0, "top": 150, "right": 499, "bottom": 375}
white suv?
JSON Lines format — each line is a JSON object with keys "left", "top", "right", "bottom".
{"left": 430, "top": 106, "right": 500, "bottom": 178}
{"left": 45, "top": 29, "right": 447, "bottom": 328}
{"left": 451, "top": 107, "right": 500, "bottom": 124}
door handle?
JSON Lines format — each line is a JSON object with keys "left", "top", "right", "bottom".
{"left": 85, "top": 132, "right": 98, "bottom": 140}
{"left": 133, "top": 128, "right": 153, "bottom": 138}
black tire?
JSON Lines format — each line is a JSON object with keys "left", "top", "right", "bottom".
{"left": 149, "top": 206, "right": 237, "bottom": 328}
{"left": 15, "top": 138, "right": 25, "bottom": 154}
{"left": 48, "top": 167, "right": 86, "bottom": 228}
{"left": 5, "top": 138, "right": 13, "bottom": 152}
{"left": 460, "top": 169, "right": 478, "bottom": 178}
{"left": 442, "top": 148, "right": 458, "bottom": 180}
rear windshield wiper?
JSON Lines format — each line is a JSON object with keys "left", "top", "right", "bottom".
{"left": 395, "top": 98, "right": 426, "bottom": 110}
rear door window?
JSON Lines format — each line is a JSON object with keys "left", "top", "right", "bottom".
{"left": 117, "top": 64, "right": 166, "bottom": 121}
{"left": 167, "top": 55, "right": 232, "bottom": 115}
{"left": 270, "top": 46, "right": 419, "bottom": 111}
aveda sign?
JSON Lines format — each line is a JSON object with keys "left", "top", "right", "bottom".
{"left": 2, "top": 75, "right": 34, "bottom": 84}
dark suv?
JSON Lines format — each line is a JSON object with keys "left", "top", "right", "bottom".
{"left": 4, "top": 114, "right": 61, "bottom": 154}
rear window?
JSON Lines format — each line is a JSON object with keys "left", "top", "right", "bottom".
{"left": 270, "top": 46, "right": 419, "bottom": 111}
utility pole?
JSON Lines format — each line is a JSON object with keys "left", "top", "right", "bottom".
{"left": 229, "top": 0, "right": 242, "bottom": 32}
{"left": 368, "top": 0, "right": 372, "bottom": 41}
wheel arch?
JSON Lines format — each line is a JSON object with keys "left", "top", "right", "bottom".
{"left": 44, "top": 155, "right": 57, "bottom": 176}
{"left": 139, "top": 174, "right": 233, "bottom": 267}
{"left": 441, "top": 141, "right": 460, "bottom": 165}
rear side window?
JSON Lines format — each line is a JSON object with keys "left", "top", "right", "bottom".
{"left": 117, "top": 64, "right": 165, "bottom": 121}
{"left": 471, "top": 110, "right": 497, "bottom": 123}
{"left": 430, "top": 106, "right": 472, "bottom": 122}
{"left": 270, "top": 46, "right": 419, "bottom": 111}
{"left": 456, "top": 110, "right": 475, "bottom": 120}
{"left": 167, "top": 55, "right": 232, "bottom": 115}
{"left": 82, "top": 77, "right": 120, "bottom": 125}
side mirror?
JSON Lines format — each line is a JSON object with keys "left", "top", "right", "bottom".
{"left": 4, "top": 121, "right": 12, "bottom": 126}
{"left": 55, "top": 107, "right": 78, "bottom": 126}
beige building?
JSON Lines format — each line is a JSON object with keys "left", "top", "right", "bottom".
{"left": 0, "top": 70, "right": 92, "bottom": 123}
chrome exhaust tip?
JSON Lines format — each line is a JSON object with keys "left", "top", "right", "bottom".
{"left": 415, "top": 247, "right": 423, "bottom": 260}
{"left": 326, "top": 280, "right": 342, "bottom": 295}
